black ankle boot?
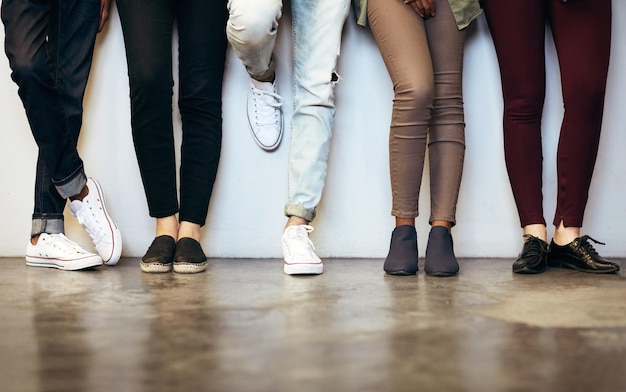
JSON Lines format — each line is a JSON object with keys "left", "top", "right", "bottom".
{"left": 425, "top": 226, "right": 459, "bottom": 277}
{"left": 384, "top": 225, "right": 418, "bottom": 275}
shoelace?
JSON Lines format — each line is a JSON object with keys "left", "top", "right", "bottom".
{"left": 521, "top": 234, "right": 547, "bottom": 257}
{"left": 252, "top": 87, "right": 283, "bottom": 127}
{"left": 44, "top": 234, "right": 88, "bottom": 256}
{"left": 576, "top": 235, "right": 605, "bottom": 258}
{"left": 75, "top": 199, "right": 110, "bottom": 248}
{"left": 287, "top": 225, "right": 316, "bottom": 255}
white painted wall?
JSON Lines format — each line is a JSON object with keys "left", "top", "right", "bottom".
{"left": 1, "top": 4, "right": 625, "bottom": 259}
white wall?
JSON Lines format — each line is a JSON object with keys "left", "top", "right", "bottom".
{"left": 1, "top": 4, "right": 625, "bottom": 259}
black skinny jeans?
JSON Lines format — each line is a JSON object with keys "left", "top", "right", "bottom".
{"left": 117, "top": 0, "right": 227, "bottom": 226}
{"left": 2, "top": 0, "right": 99, "bottom": 236}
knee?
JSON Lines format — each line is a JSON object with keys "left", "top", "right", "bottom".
{"left": 394, "top": 78, "right": 434, "bottom": 118}
{"left": 7, "top": 53, "right": 45, "bottom": 86}
{"left": 227, "top": 3, "right": 282, "bottom": 48}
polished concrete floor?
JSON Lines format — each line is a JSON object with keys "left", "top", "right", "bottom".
{"left": 1, "top": 256, "right": 625, "bottom": 392}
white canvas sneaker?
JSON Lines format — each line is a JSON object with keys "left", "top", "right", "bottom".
{"left": 247, "top": 79, "right": 283, "bottom": 151}
{"left": 26, "top": 233, "right": 102, "bottom": 270}
{"left": 282, "top": 225, "right": 323, "bottom": 275}
{"left": 70, "top": 178, "right": 122, "bottom": 265}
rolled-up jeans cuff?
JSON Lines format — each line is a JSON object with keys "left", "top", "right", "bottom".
{"left": 249, "top": 56, "right": 276, "bottom": 83}
{"left": 284, "top": 203, "right": 315, "bottom": 222}
{"left": 31, "top": 217, "right": 64, "bottom": 237}
{"left": 54, "top": 171, "right": 87, "bottom": 199}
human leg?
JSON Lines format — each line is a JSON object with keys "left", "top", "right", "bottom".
{"left": 227, "top": 0, "right": 284, "bottom": 150}
{"left": 423, "top": 0, "right": 467, "bottom": 276}
{"left": 368, "top": 0, "right": 433, "bottom": 275}
{"left": 118, "top": 0, "right": 178, "bottom": 271}
{"left": 281, "top": 0, "right": 349, "bottom": 275}
{"left": 546, "top": 0, "right": 617, "bottom": 273}
{"left": 117, "top": 0, "right": 178, "bottom": 221}
{"left": 483, "top": 0, "right": 550, "bottom": 273}
{"left": 2, "top": 0, "right": 118, "bottom": 268}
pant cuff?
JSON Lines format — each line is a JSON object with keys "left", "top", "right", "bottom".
{"left": 284, "top": 203, "right": 315, "bottom": 222}
{"left": 31, "top": 217, "right": 64, "bottom": 237}
{"left": 55, "top": 171, "right": 87, "bottom": 199}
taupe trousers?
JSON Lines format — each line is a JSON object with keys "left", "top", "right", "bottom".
{"left": 368, "top": 0, "right": 466, "bottom": 224}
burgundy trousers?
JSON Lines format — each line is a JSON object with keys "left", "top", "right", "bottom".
{"left": 482, "top": 0, "right": 611, "bottom": 228}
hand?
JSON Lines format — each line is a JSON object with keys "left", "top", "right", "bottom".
{"left": 98, "top": 0, "right": 111, "bottom": 33}
{"left": 405, "top": 0, "right": 435, "bottom": 19}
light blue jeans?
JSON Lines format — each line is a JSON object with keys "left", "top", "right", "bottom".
{"left": 227, "top": 0, "right": 350, "bottom": 222}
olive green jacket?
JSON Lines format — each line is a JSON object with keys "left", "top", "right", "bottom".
{"left": 353, "top": 0, "right": 482, "bottom": 30}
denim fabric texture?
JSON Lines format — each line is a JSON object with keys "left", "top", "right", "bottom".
{"left": 2, "top": 0, "right": 99, "bottom": 236}
{"left": 227, "top": 0, "right": 350, "bottom": 222}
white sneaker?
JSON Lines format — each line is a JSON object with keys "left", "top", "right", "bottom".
{"left": 282, "top": 225, "right": 323, "bottom": 275}
{"left": 247, "top": 79, "right": 283, "bottom": 151}
{"left": 70, "top": 178, "right": 122, "bottom": 265}
{"left": 26, "top": 233, "right": 103, "bottom": 270}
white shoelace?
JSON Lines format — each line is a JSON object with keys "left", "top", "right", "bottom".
{"left": 39, "top": 233, "right": 91, "bottom": 257}
{"left": 252, "top": 87, "right": 283, "bottom": 128}
{"left": 284, "top": 225, "right": 319, "bottom": 261}
{"left": 73, "top": 197, "right": 111, "bottom": 251}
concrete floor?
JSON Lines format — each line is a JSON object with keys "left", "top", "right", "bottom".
{"left": 1, "top": 257, "right": 625, "bottom": 392}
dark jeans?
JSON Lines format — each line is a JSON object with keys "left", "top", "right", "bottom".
{"left": 483, "top": 0, "right": 611, "bottom": 228}
{"left": 117, "top": 0, "right": 227, "bottom": 226}
{"left": 2, "top": 0, "right": 99, "bottom": 236}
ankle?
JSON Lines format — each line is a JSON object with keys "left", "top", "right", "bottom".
{"left": 69, "top": 185, "right": 89, "bottom": 202}
{"left": 522, "top": 224, "right": 547, "bottom": 242}
{"left": 178, "top": 221, "right": 201, "bottom": 242}
{"left": 285, "top": 216, "right": 308, "bottom": 230}
{"left": 553, "top": 222, "right": 580, "bottom": 246}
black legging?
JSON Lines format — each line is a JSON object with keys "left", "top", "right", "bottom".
{"left": 117, "top": 0, "right": 227, "bottom": 226}
{"left": 483, "top": 0, "right": 611, "bottom": 228}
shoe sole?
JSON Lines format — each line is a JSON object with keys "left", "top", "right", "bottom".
{"left": 26, "top": 256, "right": 102, "bottom": 271}
{"left": 384, "top": 270, "right": 417, "bottom": 276}
{"left": 549, "top": 260, "right": 620, "bottom": 274}
{"left": 140, "top": 261, "right": 173, "bottom": 273}
{"left": 173, "top": 261, "right": 208, "bottom": 274}
{"left": 86, "top": 178, "right": 123, "bottom": 266}
{"left": 284, "top": 263, "right": 323, "bottom": 275}
{"left": 426, "top": 271, "right": 458, "bottom": 277}
{"left": 512, "top": 265, "right": 547, "bottom": 274}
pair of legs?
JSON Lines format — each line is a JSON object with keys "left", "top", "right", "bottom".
{"left": 227, "top": 0, "right": 350, "bottom": 274}
{"left": 117, "top": 0, "right": 227, "bottom": 273}
{"left": 3, "top": 0, "right": 121, "bottom": 269}
{"left": 484, "top": 0, "right": 618, "bottom": 274}
{"left": 367, "top": 0, "right": 467, "bottom": 275}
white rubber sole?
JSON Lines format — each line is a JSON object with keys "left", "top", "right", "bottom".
{"left": 26, "top": 255, "right": 102, "bottom": 271}
{"left": 283, "top": 262, "right": 324, "bottom": 275}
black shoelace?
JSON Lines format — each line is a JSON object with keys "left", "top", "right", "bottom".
{"left": 521, "top": 234, "right": 547, "bottom": 257}
{"left": 576, "top": 235, "right": 605, "bottom": 258}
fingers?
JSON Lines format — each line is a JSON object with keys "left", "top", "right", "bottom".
{"left": 405, "top": 0, "right": 435, "bottom": 19}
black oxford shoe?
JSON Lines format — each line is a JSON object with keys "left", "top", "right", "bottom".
{"left": 548, "top": 235, "right": 620, "bottom": 274}
{"left": 513, "top": 235, "right": 549, "bottom": 274}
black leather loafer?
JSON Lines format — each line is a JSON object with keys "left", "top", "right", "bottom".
{"left": 548, "top": 235, "right": 620, "bottom": 274}
{"left": 512, "top": 235, "right": 549, "bottom": 274}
